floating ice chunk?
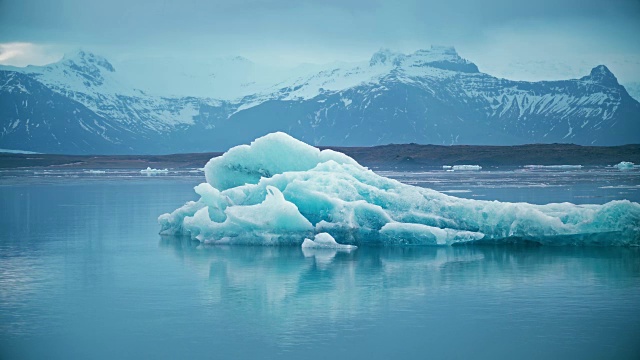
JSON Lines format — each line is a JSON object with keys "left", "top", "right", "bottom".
{"left": 159, "top": 132, "right": 640, "bottom": 246}
{"left": 524, "top": 165, "right": 583, "bottom": 169}
{"left": 85, "top": 170, "right": 106, "bottom": 174}
{"left": 442, "top": 165, "right": 452, "bottom": 170}
{"left": 140, "top": 167, "right": 169, "bottom": 174}
{"left": 301, "top": 233, "right": 356, "bottom": 268}
{"left": 302, "top": 232, "right": 357, "bottom": 249}
{"left": 615, "top": 161, "right": 635, "bottom": 170}
{"left": 452, "top": 165, "right": 482, "bottom": 171}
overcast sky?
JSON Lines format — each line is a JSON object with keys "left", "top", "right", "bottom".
{"left": 1, "top": 0, "right": 639, "bottom": 82}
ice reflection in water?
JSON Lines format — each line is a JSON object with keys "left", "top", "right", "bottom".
{"left": 159, "top": 236, "right": 640, "bottom": 357}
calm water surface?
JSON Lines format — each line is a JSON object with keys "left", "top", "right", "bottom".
{"left": 1, "top": 168, "right": 639, "bottom": 359}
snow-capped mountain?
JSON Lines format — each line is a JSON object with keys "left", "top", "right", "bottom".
{"left": 1, "top": 46, "right": 639, "bottom": 154}
{"left": 0, "top": 51, "right": 229, "bottom": 153}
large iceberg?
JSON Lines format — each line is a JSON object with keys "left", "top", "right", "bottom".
{"left": 159, "top": 132, "right": 640, "bottom": 246}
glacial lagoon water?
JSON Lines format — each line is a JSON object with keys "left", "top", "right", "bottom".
{"left": 1, "top": 167, "right": 639, "bottom": 359}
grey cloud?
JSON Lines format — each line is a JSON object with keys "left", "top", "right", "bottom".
{"left": 0, "top": 0, "right": 638, "bottom": 81}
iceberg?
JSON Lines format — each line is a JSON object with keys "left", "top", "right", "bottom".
{"left": 615, "top": 161, "right": 635, "bottom": 170}
{"left": 140, "top": 167, "right": 169, "bottom": 174}
{"left": 159, "top": 132, "right": 640, "bottom": 246}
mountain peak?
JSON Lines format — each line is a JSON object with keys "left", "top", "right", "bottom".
{"left": 581, "top": 65, "right": 618, "bottom": 86}
{"left": 368, "top": 46, "right": 478, "bottom": 73}
{"left": 62, "top": 50, "right": 115, "bottom": 73}
{"left": 369, "top": 49, "right": 405, "bottom": 66}
{"left": 407, "top": 45, "right": 479, "bottom": 73}
{"left": 590, "top": 64, "right": 615, "bottom": 79}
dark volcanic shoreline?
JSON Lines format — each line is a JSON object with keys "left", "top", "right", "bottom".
{"left": 1, "top": 143, "right": 639, "bottom": 169}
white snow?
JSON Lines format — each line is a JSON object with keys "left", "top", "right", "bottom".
{"left": 159, "top": 132, "right": 640, "bottom": 246}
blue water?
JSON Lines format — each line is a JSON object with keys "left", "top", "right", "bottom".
{"left": 1, "top": 167, "right": 639, "bottom": 359}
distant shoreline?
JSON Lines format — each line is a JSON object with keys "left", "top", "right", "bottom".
{"left": 1, "top": 143, "right": 639, "bottom": 169}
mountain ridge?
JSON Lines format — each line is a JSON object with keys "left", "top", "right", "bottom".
{"left": 1, "top": 46, "right": 639, "bottom": 154}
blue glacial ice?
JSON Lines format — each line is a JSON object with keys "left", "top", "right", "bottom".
{"left": 159, "top": 132, "right": 640, "bottom": 246}
{"left": 615, "top": 161, "right": 635, "bottom": 170}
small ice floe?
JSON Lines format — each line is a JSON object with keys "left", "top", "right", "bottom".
{"left": 614, "top": 161, "right": 635, "bottom": 170}
{"left": 442, "top": 165, "right": 452, "bottom": 170}
{"left": 85, "top": 170, "right": 106, "bottom": 174}
{"left": 140, "top": 167, "right": 169, "bottom": 174}
{"left": 301, "top": 233, "right": 356, "bottom": 267}
{"left": 524, "top": 165, "right": 583, "bottom": 169}
{"left": 301, "top": 233, "right": 357, "bottom": 250}
{"left": 452, "top": 165, "right": 482, "bottom": 171}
